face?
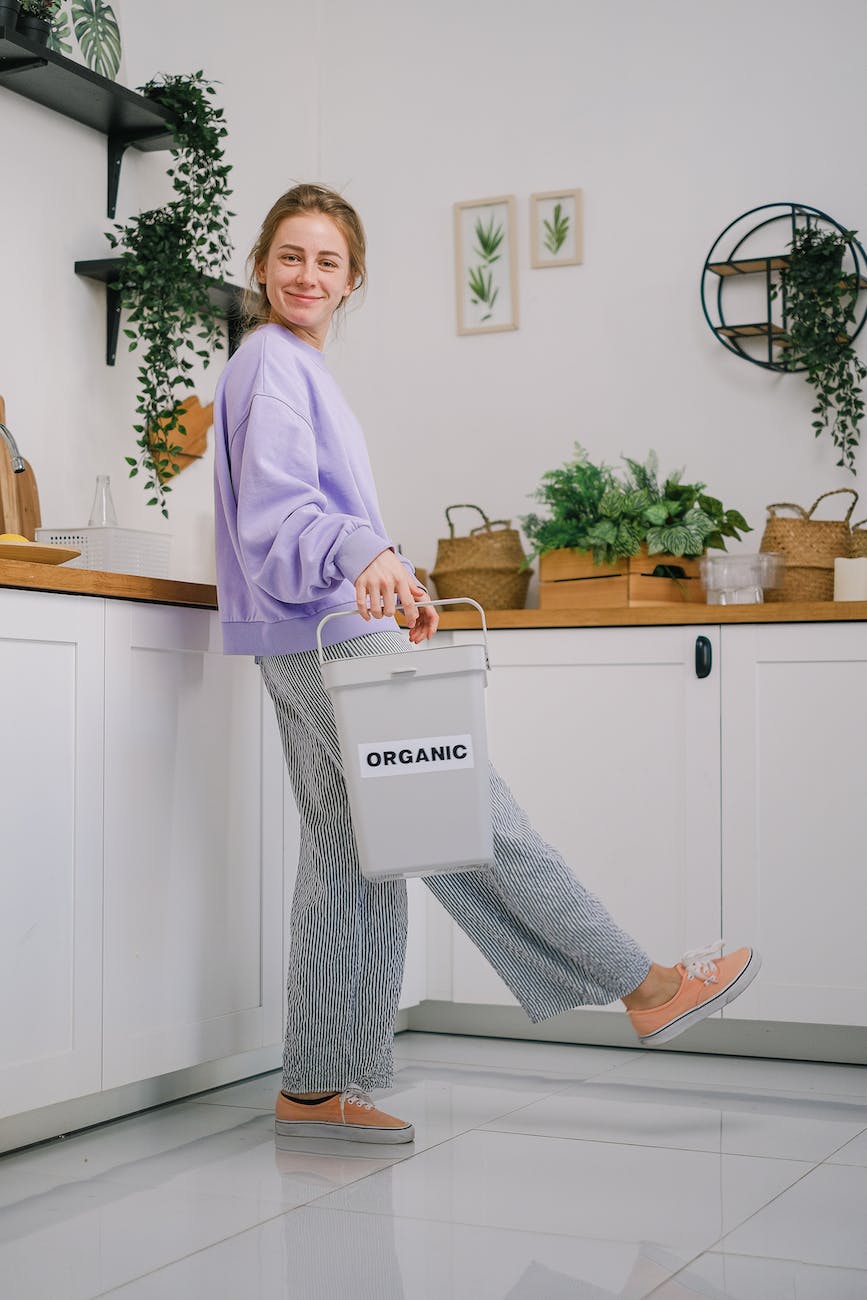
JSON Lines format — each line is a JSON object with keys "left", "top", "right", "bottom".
{"left": 257, "top": 212, "right": 354, "bottom": 348}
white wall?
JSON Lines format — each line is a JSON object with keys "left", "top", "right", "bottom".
{"left": 318, "top": 0, "right": 867, "bottom": 577}
{"left": 3, "top": 0, "right": 866, "bottom": 583}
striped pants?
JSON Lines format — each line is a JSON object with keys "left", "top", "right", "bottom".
{"left": 260, "top": 631, "right": 650, "bottom": 1093}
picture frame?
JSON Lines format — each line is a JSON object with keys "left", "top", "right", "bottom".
{"left": 453, "top": 195, "right": 519, "bottom": 335}
{"left": 530, "top": 189, "right": 583, "bottom": 268}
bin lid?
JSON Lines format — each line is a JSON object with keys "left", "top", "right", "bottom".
{"left": 321, "top": 641, "right": 488, "bottom": 692}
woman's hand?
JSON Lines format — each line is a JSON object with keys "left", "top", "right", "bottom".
{"left": 355, "top": 550, "right": 439, "bottom": 643}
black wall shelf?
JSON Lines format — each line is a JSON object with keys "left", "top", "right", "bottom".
{"left": 0, "top": 25, "right": 175, "bottom": 216}
{"left": 75, "top": 258, "right": 245, "bottom": 366}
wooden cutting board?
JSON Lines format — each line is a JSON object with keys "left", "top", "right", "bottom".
{"left": 148, "top": 395, "right": 214, "bottom": 484}
{"left": 0, "top": 394, "right": 42, "bottom": 540}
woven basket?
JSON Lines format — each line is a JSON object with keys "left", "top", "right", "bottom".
{"left": 760, "top": 488, "right": 857, "bottom": 601}
{"left": 849, "top": 518, "right": 867, "bottom": 559}
{"left": 430, "top": 503, "right": 530, "bottom": 610}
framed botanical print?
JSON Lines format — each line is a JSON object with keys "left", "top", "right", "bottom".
{"left": 454, "top": 195, "right": 519, "bottom": 335}
{"left": 530, "top": 189, "right": 583, "bottom": 268}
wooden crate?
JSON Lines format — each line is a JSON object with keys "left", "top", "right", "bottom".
{"left": 539, "top": 547, "right": 705, "bottom": 608}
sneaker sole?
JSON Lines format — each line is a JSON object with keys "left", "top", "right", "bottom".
{"left": 275, "top": 1118, "right": 415, "bottom": 1144}
{"left": 638, "top": 948, "right": 763, "bottom": 1046}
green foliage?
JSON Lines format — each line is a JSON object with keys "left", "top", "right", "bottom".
{"left": 468, "top": 214, "right": 504, "bottom": 322}
{"left": 107, "top": 71, "right": 233, "bottom": 515}
{"left": 521, "top": 444, "right": 751, "bottom": 566}
{"left": 776, "top": 225, "right": 867, "bottom": 474}
{"left": 520, "top": 446, "right": 619, "bottom": 564}
{"left": 19, "top": 0, "right": 61, "bottom": 19}
{"left": 473, "top": 215, "right": 504, "bottom": 264}
{"left": 46, "top": 5, "right": 73, "bottom": 54}
{"left": 71, "top": 0, "right": 121, "bottom": 79}
{"left": 543, "top": 202, "right": 569, "bottom": 255}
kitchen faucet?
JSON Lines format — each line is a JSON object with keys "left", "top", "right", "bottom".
{"left": 0, "top": 423, "right": 25, "bottom": 473}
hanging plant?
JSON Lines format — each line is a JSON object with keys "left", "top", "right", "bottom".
{"left": 107, "top": 71, "right": 233, "bottom": 515}
{"left": 71, "top": 0, "right": 121, "bottom": 79}
{"left": 777, "top": 225, "right": 867, "bottom": 473}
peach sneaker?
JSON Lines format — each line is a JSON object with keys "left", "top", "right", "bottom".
{"left": 628, "top": 942, "right": 762, "bottom": 1046}
{"left": 275, "top": 1088, "right": 415, "bottom": 1144}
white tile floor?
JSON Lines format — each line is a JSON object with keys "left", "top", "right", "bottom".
{"left": 1, "top": 1034, "right": 866, "bottom": 1300}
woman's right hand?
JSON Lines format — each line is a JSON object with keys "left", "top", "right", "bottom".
{"left": 355, "top": 550, "right": 436, "bottom": 641}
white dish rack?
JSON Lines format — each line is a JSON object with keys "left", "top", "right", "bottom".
{"left": 35, "top": 526, "right": 172, "bottom": 578}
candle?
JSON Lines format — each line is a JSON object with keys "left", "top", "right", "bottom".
{"left": 834, "top": 557, "right": 867, "bottom": 601}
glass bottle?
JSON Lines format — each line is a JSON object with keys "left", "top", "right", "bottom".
{"left": 88, "top": 475, "right": 118, "bottom": 527}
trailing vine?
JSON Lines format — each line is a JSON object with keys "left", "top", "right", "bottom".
{"left": 778, "top": 225, "right": 867, "bottom": 474}
{"left": 107, "top": 71, "right": 233, "bottom": 515}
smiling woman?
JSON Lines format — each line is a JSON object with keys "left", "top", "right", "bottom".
{"left": 242, "top": 182, "right": 368, "bottom": 343}
{"left": 255, "top": 215, "right": 354, "bottom": 349}
{"left": 211, "top": 181, "right": 760, "bottom": 1151}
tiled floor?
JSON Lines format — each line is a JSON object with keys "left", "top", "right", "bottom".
{"left": 1, "top": 1034, "right": 866, "bottom": 1299}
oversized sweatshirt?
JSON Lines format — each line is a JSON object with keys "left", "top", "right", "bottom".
{"left": 213, "top": 323, "right": 414, "bottom": 654}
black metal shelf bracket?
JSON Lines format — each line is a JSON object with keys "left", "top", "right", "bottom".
{"left": 75, "top": 258, "right": 244, "bottom": 366}
{"left": 0, "top": 26, "right": 175, "bottom": 218}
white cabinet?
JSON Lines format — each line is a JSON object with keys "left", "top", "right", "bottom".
{"left": 0, "top": 590, "right": 104, "bottom": 1117}
{"left": 721, "top": 622, "right": 867, "bottom": 1026}
{"left": 434, "top": 626, "right": 722, "bottom": 1009}
{"left": 102, "top": 602, "right": 285, "bottom": 1088}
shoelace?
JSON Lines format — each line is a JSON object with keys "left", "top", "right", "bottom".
{"left": 343, "top": 1089, "right": 375, "bottom": 1111}
{"left": 681, "top": 940, "right": 724, "bottom": 984}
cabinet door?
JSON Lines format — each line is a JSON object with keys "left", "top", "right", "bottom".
{"left": 437, "top": 627, "right": 722, "bottom": 1008}
{"left": 722, "top": 622, "right": 867, "bottom": 1025}
{"left": 102, "top": 602, "right": 283, "bottom": 1088}
{"left": 0, "top": 591, "right": 103, "bottom": 1117}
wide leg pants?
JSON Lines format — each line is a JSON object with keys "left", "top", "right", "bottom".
{"left": 260, "top": 632, "right": 651, "bottom": 1094}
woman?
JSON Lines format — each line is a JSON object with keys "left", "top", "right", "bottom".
{"left": 213, "top": 183, "right": 760, "bottom": 1146}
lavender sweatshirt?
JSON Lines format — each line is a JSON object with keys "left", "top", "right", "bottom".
{"left": 213, "top": 323, "right": 414, "bottom": 654}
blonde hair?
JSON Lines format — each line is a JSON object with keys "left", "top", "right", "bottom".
{"left": 243, "top": 183, "right": 367, "bottom": 330}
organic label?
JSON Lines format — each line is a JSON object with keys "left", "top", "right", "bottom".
{"left": 359, "top": 734, "right": 474, "bottom": 778}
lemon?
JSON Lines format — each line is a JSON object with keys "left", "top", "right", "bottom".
{"left": 0, "top": 533, "right": 30, "bottom": 543}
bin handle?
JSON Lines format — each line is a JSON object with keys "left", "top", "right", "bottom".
{"left": 316, "top": 598, "right": 490, "bottom": 668}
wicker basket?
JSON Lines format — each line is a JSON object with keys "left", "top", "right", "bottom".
{"left": 849, "top": 518, "right": 867, "bottom": 559}
{"left": 760, "top": 488, "right": 857, "bottom": 601}
{"left": 430, "top": 504, "right": 530, "bottom": 610}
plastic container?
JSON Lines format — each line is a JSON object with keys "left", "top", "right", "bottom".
{"left": 699, "top": 552, "right": 783, "bottom": 604}
{"left": 317, "top": 600, "right": 494, "bottom": 882}
{"left": 34, "top": 526, "right": 171, "bottom": 578}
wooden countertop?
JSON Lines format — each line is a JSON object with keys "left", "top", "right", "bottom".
{"left": 2, "top": 560, "right": 867, "bottom": 624}
{"left": 0, "top": 559, "right": 218, "bottom": 608}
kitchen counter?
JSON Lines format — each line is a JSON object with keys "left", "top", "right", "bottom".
{"left": 0, "top": 559, "right": 217, "bottom": 608}
{"left": 3, "top": 559, "right": 867, "bottom": 623}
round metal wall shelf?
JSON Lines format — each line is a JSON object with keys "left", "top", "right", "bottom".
{"left": 700, "top": 202, "right": 867, "bottom": 372}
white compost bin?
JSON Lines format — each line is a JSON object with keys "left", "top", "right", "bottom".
{"left": 317, "top": 601, "right": 494, "bottom": 882}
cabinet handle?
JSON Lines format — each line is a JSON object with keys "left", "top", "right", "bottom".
{"left": 695, "top": 635, "right": 712, "bottom": 679}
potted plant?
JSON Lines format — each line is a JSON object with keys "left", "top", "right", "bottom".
{"left": 15, "top": 0, "right": 60, "bottom": 43}
{"left": 107, "top": 70, "right": 233, "bottom": 516}
{"left": 0, "top": 0, "right": 21, "bottom": 32}
{"left": 776, "top": 225, "right": 867, "bottom": 473}
{"left": 521, "top": 445, "right": 751, "bottom": 608}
